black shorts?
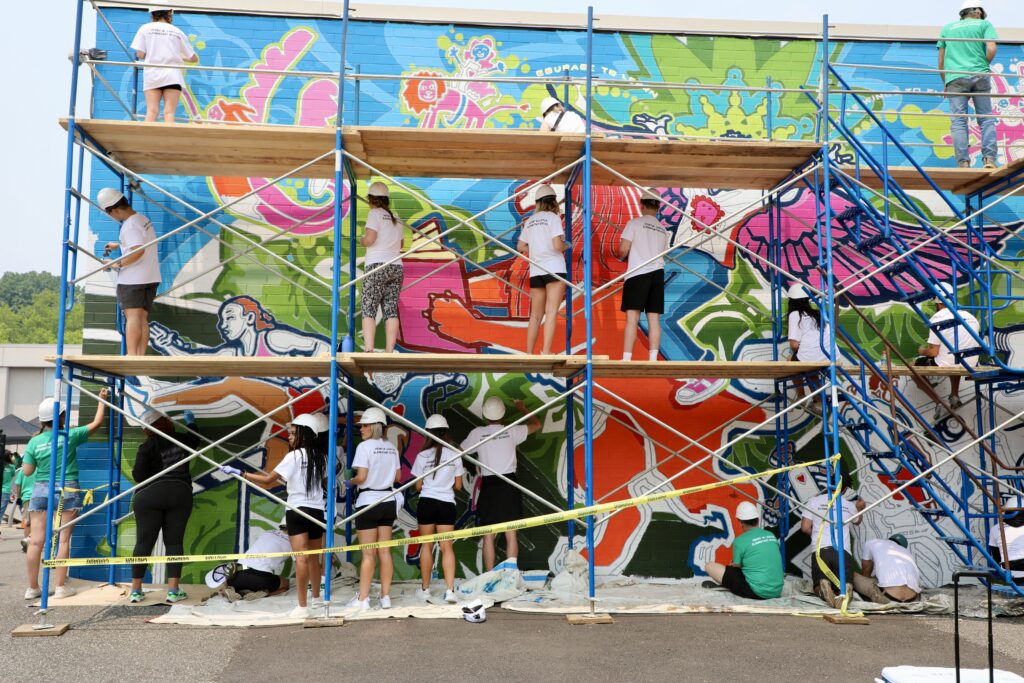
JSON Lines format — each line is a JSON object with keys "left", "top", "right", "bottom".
{"left": 477, "top": 475, "right": 522, "bottom": 526}
{"left": 721, "top": 565, "right": 764, "bottom": 600}
{"left": 417, "top": 497, "right": 457, "bottom": 526}
{"left": 529, "top": 273, "right": 564, "bottom": 289}
{"left": 157, "top": 84, "right": 183, "bottom": 92}
{"left": 117, "top": 283, "right": 158, "bottom": 312}
{"left": 228, "top": 567, "right": 281, "bottom": 594}
{"left": 285, "top": 506, "right": 325, "bottom": 540}
{"left": 810, "top": 547, "right": 855, "bottom": 588}
{"left": 620, "top": 270, "right": 665, "bottom": 314}
{"left": 355, "top": 500, "right": 397, "bottom": 530}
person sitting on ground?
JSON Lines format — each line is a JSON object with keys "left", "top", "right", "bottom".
{"left": 461, "top": 397, "right": 541, "bottom": 571}
{"left": 853, "top": 534, "right": 921, "bottom": 604}
{"left": 206, "top": 518, "right": 292, "bottom": 600}
{"left": 914, "top": 281, "right": 980, "bottom": 418}
{"left": 538, "top": 97, "right": 586, "bottom": 133}
{"left": 128, "top": 410, "right": 200, "bottom": 604}
{"left": 618, "top": 191, "right": 668, "bottom": 362}
{"left": 703, "top": 501, "right": 784, "bottom": 600}
{"left": 800, "top": 463, "right": 867, "bottom": 608}
{"left": 413, "top": 414, "right": 464, "bottom": 604}
{"left": 787, "top": 285, "right": 831, "bottom": 412}
{"left": 131, "top": 6, "right": 199, "bottom": 123}
{"left": 519, "top": 184, "right": 571, "bottom": 355}
{"left": 988, "top": 513, "right": 1024, "bottom": 583}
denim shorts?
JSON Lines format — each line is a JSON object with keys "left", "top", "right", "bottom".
{"left": 29, "top": 480, "right": 83, "bottom": 513}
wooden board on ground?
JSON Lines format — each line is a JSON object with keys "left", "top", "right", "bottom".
{"left": 565, "top": 613, "right": 615, "bottom": 625}
{"left": 304, "top": 617, "right": 345, "bottom": 628}
{"left": 823, "top": 613, "right": 870, "bottom": 625}
{"left": 11, "top": 623, "right": 70, "bottom": 637}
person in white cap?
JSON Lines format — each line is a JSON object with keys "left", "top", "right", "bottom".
{"left": 412, "top": 414, "right": 464, "bottom": 603}
{"left": 538, "top": 97, "right": 586, "bottom": 133}
{"left": 461, "top": 397, "right": 540, "bottom": 571}
{"left": 618, "top": 191, "right": 668, "bottom": 361}
{"left": 702, "top": 501, "right": 784, "bottom": 600}
{"left": 97, "top": 188, "right": 161, "bottom": 356}
{"left": 786, "top": 284, "right": 831, "bottom": 412}
{"left": 345, "top": 407, "right": 401, "bottom": 611}
{"left": 360, "top": 181, "right": 406, "bottom": 354}
{"left": 206, "top": 518, "right": 293, "bottom": 600}
{"left": 22, "top": 389, "right": 109, "bottom": 600}
{"left": 127, "top": 409, "right": 200, "bottom": 604}
{"left": 130, "top": 6, "right": 199, "bottom": 122}
{"left": 938, "top": 3, "right": 999, "bottom": 168}
{"left": 518, "top": 184, "right": 571, "bottom": 355}
{"left": 852, "top": 534, "right": 921, "bottom": 604}
{"left": 915, "top": 281, "right": 980, "bottom": 417}
{"left": 222, "top": 412, "right": 328, "bottom": 619}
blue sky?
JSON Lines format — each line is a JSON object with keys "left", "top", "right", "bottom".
{"left": 4, "top": 0, "right": 1023, "bottom": 275}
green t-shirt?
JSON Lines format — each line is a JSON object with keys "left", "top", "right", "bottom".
{"left": 22, "top": 426, "right": 90, "bottom": 483}
{"left": 731, "top": 527, "right": 784, "bottom": 599}
{"left": 937, "top": 18, "right": 998, "bottom": 84}
{"left": 14, "top": 468, "right": 36, "bottom": 502}
{"left": 1, "top": 462, "right": 14, "bottom": 494}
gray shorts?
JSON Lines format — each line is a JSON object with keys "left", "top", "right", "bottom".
{"left": 29, "top": 480, "right": 83, "bottom": 513}
{"left": 117, "top": 283, "right": 158, "bottom": 312}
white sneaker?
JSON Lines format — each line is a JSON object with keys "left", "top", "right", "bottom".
{"left": 311, "top": 597, "right": 325, "bottom": 609}
{"left": 288, "top": 605, "right": 310, "bottom": 619}
{"left": 415, "top": 587, "right": 431, "bottom": 601}
{"left": 54, "top": 585, "right": 77, "bottom": 599}
{"left": 378, "top": 595, "right": 391, "bottom": 609}
{"left": 443, "top": 589, "right": 457, "bottom": 604}
{"left": 346, "top": 596, "right": 370, "bottom": 611}
{"left": 24, "top": 587, "right": 41, "bottom": 600}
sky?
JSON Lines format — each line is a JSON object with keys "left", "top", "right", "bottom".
{"left": 2, "top": 0, "right": 1023, "bottom": 276}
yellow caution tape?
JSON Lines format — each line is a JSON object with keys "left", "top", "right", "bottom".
{"left": 813, "top": 476, "right": 864, "bottom": 618}
{"left": 43, "top": 455, "right": 839, "bottom": 569}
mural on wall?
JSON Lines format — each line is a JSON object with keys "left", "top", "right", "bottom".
{"left": 84, "top": 10, "right": 1024, "bottom": 585}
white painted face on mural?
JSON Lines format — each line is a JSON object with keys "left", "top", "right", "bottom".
{"left": 418, "top": 80, "right": 438, "bottom": 103}
{"left": 218, "top": 303, "right": 252, "bottom": 341}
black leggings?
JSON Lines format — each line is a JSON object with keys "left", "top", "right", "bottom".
{"left": 228, "top": 568, "right": 281, "bottom": 594}
{"left": 131, "top": 480, "right": 193, "bottom": 580}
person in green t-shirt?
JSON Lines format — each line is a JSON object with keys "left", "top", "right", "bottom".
{"left": 2, "top": 450, "right": 16, "bottom": 524}
{"left": 12, "top": 467, "right": 36, "bottom": 552}
{"left": 937, "top": 3, "right": 999, "bottom": 168}
{"left": 702, "top": 501, "right": 784, "bottom": 600}
{"left": 22, "top": 390, "right": 109, "bottom": 600}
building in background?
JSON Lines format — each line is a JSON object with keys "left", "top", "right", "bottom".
{"left": 0, "top": 344, "right": 81, "bottom": 430}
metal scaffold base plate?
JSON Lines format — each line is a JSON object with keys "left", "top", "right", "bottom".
{"left": 11, "top": 623, "right": 70, "bottom": 637}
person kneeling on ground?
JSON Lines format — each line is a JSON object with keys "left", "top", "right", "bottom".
{"left": 206, "top": 519, "right": 292, "bottom": 601}
{"left": 801, "top": 465, "right": 866, "bottom": 608}
{"left": 703, "top": 501, "right": 784, "bottom": 600}
{"left": 988, "top": 513, "right": 1024, "bottom": 583}
{"left": 853, "top": 534, "right": 921, "bottom": 604}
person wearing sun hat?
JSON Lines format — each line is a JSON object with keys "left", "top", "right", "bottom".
{"left": 702, "top": 501, "right": 784, "bottom": 600}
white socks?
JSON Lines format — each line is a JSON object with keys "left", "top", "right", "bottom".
{"left": 622, "top": 352, "right": 632, "bottom": 361}
{"left": 649, "top": 350, "right": 658, "bottom": 361}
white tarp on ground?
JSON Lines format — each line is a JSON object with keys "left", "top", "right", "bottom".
{"left": 878, "top": 667, "right": 1024, "bottom": 683}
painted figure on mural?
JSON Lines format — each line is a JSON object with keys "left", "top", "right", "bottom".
{"left": 131, "top": 6, "right": 199, "bottom": 123}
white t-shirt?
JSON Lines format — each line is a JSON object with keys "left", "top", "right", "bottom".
{"left": 272, "top": 448, "right": 325, "bottom": 510}
{"left": 927, "top": 308, "right": 980, "bottom": 367}
{"left": 542, "top": 109, "right": 586, "bottom": 133}
{"left": 803, "top": 493, "right": 858, "bottom": 551}
{"left": 411, "top": 446, "right": 465, "bottom": 504}
{"left": 130, "top": 21, "right": 196, "bottom": 91}
{"left": 621, "top": 215, "right": 668, "bottom": 278}
{"left": 988, "top": 524, "right": 1024, "bottom": 578}
{"left": 352, "top": 438, "right": 400, "bottom": 507}
{"left": 461, "top": 424, "right": 529, "bottom": 476}
{"left": 117, "top": 213, "right": 162, "bottom": 286}
{"left": 363, "top": 207, "right": 404, "bottom": 267}
{"left": 788, "top": 311, "right": 832, "bottom": 362}
{"left": 241, "top": 529, "right": 291, "bottom": 575}
{"left": 521, "top": 212, "right": 566, "bottom": 278}
{"left": 861, "top": 539, "right": 921, "bottom": 592}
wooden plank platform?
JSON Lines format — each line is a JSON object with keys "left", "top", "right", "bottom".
{"left": 579, "top": 360, "right": 831, "bottom": 379}
{"left": 62, "top": 119, "right": 818, "bottom": 190}
{"left": 838, "top": 157, "right": 1024, "bottom": 196}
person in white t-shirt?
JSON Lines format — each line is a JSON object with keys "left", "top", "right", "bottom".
{"left": 223, "top": 412, "right": 327, "bottom": 619}
{"left": 916, "top": 282, "right": 980, "bottom": 414}
{"left": 412, "top": 414, "right": 464, "bottom": 603}
{"left": 800, "top": 466, "right": 866, "bottom": 608}
{"left": 97, "top": 188, "right": 162, "bottom": 356}
{"left": 618, "top": 193, "right": 668, "bottom": 361}
{"left": 461, "top": 397, "right": 541, "bottom": 571}
{"left": 538, "top": 97, "right": 586, "bottom": 133}
{"left": 786, "top": 284, "right": 832, "bottom": 412}
{"left": 205, "top": 520, "right": 293, "bottom": 599}
{"left": 853, "top": 534, "right": 921, "bottom": 604}
{"left": 518, "top": 184, "right": 570, "bottom": 355}
{"left": 988, "top": 515, "right": 1024, "bottom": 580}
{"left": 345, "top": 407, "right": 402, "bottom": 611}
{"left": 360, "top": 181, "right": 406, "bottom": 353}
{"left": 130, "top": 7, "right": 199, "bottom": 123}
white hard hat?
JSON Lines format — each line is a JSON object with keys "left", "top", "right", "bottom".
{"left": 310, "top": 413, "right": 330, "bottom": 433}
{"left": 97, "top": 187, "right": 125, "bottom": 211}
{"left": 462, "top": 598, "right": 487, "bottom": 623}
{"left": 140, "top": 410, "right": 162, "bottom": 427}
{"left": 960, "top": 1, "right": 983, "bottom": 12}
{"left": 787, "top": 284, "right": 809, "bottom": 300}
{"left": 736, "top": 501, "right": 759, "bottom": 522}
{"left": 150, "top": 6, "right": 173, "bottom": 12}
{"left": 359, "top": 407, "right": 387, "bottom": 425}
{"left": 534, "top": 184, "right": 557, "bottom": 202}
{"left": 204, "top": 563, "right": 232, "bottom": 589}
{"left": 935, "top": 282, "right": 955, "bottom": 300}
{"left": 425, "top": 414, "right": 449, "bottom": 430}
{"left": 482, "top": 397, "right": 506, "bottom": 421}
{"left": 38, "top": 398, "right": 65, "bottom": 423}
{"left": 540, "top": 97, "right": 561, "bottom": 116}
{"left": 291, "top": 413, "right": 320, "bottom": 431}
{"left": 367, "top": 181, "right": 389, "bottom": 198}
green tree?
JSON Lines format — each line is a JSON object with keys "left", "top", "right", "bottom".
{"left": 0, "top": 288, "right": 83, "bottom": 344}
{"left": 0, "top": 271, "right": 62, "bottom": 311}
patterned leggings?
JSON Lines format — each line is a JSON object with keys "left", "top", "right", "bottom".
{"left": 361, "top": 262, "right": 404, "bottom": 319}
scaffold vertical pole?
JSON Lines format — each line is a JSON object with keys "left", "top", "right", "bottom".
{"left": 582, "top": 5, "right": 596, "bottom": 603}
{"left": 565, "top": 172, "right": 576, "bottom": 543}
